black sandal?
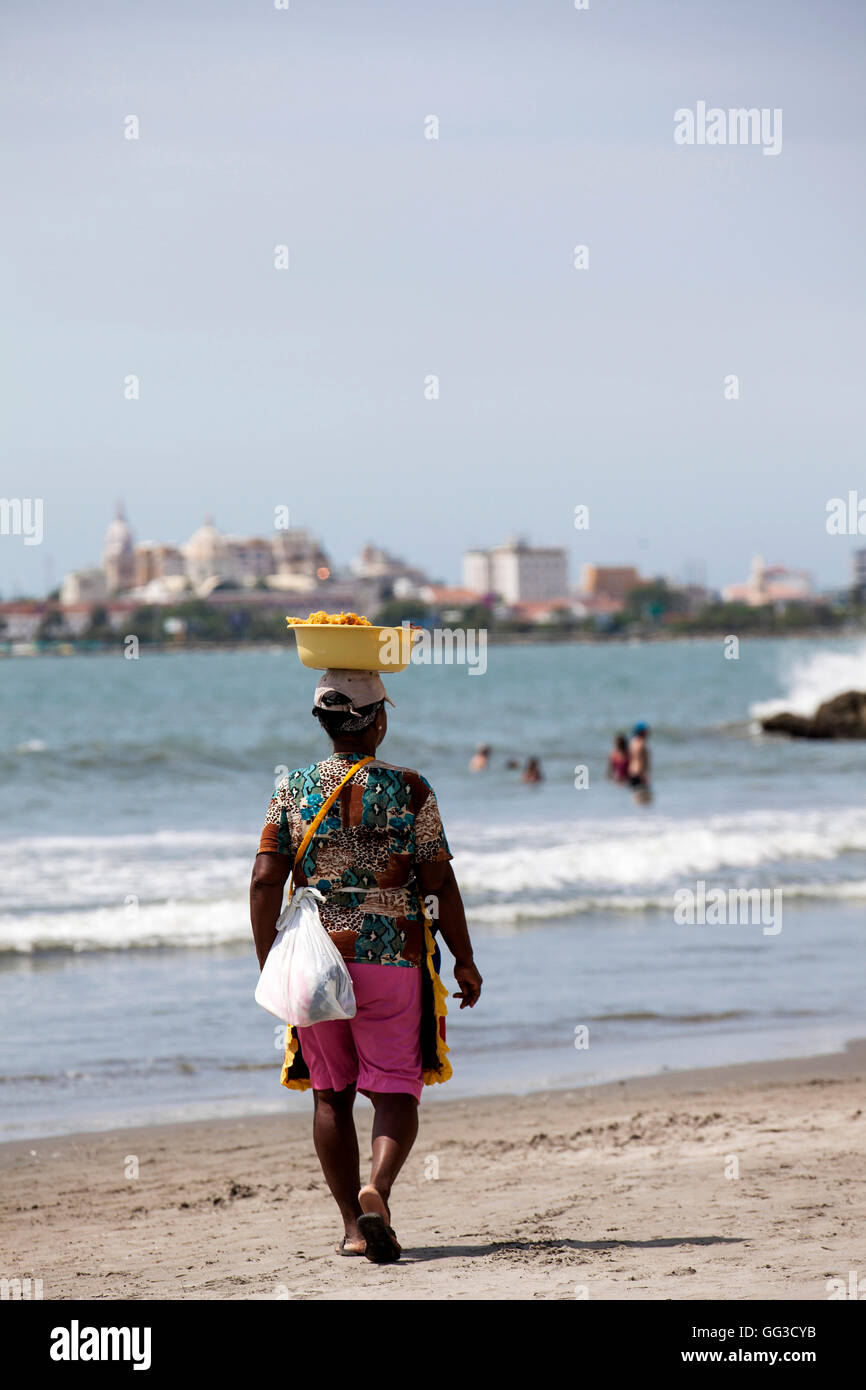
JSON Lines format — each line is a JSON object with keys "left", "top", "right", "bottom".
{"left": 335, "top": 1236, "right": 366, "bottom": 1256}
{"left": 357, "top": 1212, "right": 402, "bottom": 1263}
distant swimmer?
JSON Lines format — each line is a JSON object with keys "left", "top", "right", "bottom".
{"left": 468, "top": 744, "right": 491, "bottom": 772}
{"left": 521, "top": 756, "right": 544, "bottom": 784}
{"left": 628, "top": 723, "right": 652, "bottom": 804}
{"left": 606, "top": 733, "right": 629, "bottom": 785}
{"left": 504, "top": 758, "right": 520, "bottom": 770}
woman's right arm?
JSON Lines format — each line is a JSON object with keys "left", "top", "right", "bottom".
{"left": 249, "top": 852, "right": 291, "bottom": 969}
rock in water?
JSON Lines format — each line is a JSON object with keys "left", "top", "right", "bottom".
{"left": 761, "top": 689, "right": 866, "bottom": 739}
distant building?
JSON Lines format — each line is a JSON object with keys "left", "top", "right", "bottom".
{"left": 571, "top": 592, "right": 626, "bottom": 619}
{"left": 352, "top": 543, "right": 429, "bottom": 593}
{"left": 63, "top": 508, "right": 336, "bottom": 605}
{"left": 133, "top": 543, "right": 186, "bottom": 589}
{"left": 270, "top": 527, "right": 330, "bottom": 587}
{"left": 184, "top": 516, "right": 230, "bottom": 588}
{"left": 103, "top": 502, "right": 136, "bottom": 594}
{"left": 853, "top": 549, "right": 866, "bottom": 596}
{"left": 0, "top": 601, "right": 45, "bottom": 641}
{"left": 421, "top": 584, "right": 486, "bottom": 611}
{"left": 462, "top": 550, "right": 492, "bottom": 596}
{"left": 0, "top": 598, "right": 139, "bottom": 641}
{"left": 722, "top": 555, "right": 813, "bottom": 607}
{"left": 61, "top": 569, "right": 107, "bottom": 606}
{"left": 579, "top": 565, "right": 641, "bottom": 603}
{"left": 279, "top": 578, "right": 379, "bottom": 617}
{"left": 225, "top": 536, "right": 274, "bottom": 584}
{"left": 462, "top": 537, "right": 568, "bottom": 604}
{"left": 677, "top": 583, "right": 717, "bottom": 615}
{"left": 508, "top": 599, "right": 579, "bottom": 624}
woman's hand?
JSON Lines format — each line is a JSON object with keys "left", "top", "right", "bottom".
{"left": 452, "top": 959, "right": 482, "bottom": 1009}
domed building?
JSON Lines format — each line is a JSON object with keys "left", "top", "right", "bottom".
{"left": 102, "top": 501, "right": 136, "bottom": 594}
{"left": 185, "top": 515, "right": 230, "bottom": 589}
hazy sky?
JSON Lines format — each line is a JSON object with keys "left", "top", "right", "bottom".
{"left": 2, "top": 0, "right": 864, "bottom": 597}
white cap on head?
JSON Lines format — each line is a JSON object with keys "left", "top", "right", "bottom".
{"left": 312, "top": 668, "right": 395, "bottom": 717}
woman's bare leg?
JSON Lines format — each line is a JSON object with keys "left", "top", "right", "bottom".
{"left": 312, "top": 1086, "right": 364, "bottom": 1248}
{"left": 365, "top": 1092, "right": 419, "bottom": 1211}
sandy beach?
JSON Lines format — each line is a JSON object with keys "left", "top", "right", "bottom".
{"left": 2, "top": 1042, "right": 863, "bottom": 1302}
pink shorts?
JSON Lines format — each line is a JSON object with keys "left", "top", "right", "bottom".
{"left": 296, "top": 962, "right": 423, "bottom": 1103}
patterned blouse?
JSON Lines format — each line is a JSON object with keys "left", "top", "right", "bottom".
{"left": 257, "top": 751, "right": 452, "bottom": 969}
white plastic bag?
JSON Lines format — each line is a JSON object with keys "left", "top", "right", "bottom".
{"left": 255, "top": 886, "right": 356, "bottom": 1026}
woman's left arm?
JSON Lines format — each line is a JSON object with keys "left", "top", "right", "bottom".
{"left": 416, "top": 860, "right": 482, "bottom": 1008}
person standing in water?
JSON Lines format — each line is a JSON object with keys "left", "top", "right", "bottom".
{"left": 250, "top": 668, "right": 482, "bottom": 1264}
{"left": 628, "top": 723, "right": 652, "bottom": 802}
{"left": 468, "top": 744, "right": 491, "bottom": 772}
{"left": 606, "top": 734, "right": 629, "bottom": 784}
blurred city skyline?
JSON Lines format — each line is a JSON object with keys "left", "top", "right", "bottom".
{"left": 4, "top": 493, "right": 861, "bottom": 607}
{"left": 2, "top": 0, "right": 864, "bottom": 597}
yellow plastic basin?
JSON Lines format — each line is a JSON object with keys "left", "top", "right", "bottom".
{"left": 290, "top": 623, "right": 418, "bottom": 672}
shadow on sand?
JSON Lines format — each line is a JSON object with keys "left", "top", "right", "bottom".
{"left": 400, "top": 1234, "right": 745, "bottom": 1262}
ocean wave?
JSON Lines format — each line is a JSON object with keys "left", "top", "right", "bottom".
{"left": 0, "top": 831, "right": 253, "bottom": 911}
{"left": 2, "top": 807, "right": 866, "bottom": 952}
{"left": 0, "top": 1056, "right": 277, "bottom": 1086}
{"left": 453, "top": 807, "right": 866, "bottom": 898}
{"left": 2, "top": 876, "right": 866, "bottom": 954}
{"left": 0, "top": 896, "right": 251, "bottom": 954}
{"left": 751, "top": 641, "right": 866, "bottom": 720}
{"left": 0, "top": 737, "right": 283, "bottom": 774}
{"left": 466, "top": 878, "right": 866, "bottom": 926}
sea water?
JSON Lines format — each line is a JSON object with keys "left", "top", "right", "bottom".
{"left": 1, "top": 636, "right": 864, "bottom": 1138}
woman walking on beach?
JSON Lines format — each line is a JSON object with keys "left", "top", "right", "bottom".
{"left": 250, "top": 668, "right": 482, "bottom": 1263}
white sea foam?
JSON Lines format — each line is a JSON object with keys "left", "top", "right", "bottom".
{"left": 751, "top": 641, "right": 866, "bottom": 719}
{"left": 0, "top": 896, "right": 250, "bottom": 954}
{"left": 452, "top": 807, "right": 866, "bottom": 896}
{"left": 467, "top": 879, "right": 866, "bottom": 925}
{"left": 0, "top": 830, "right": 252, "bottom": 911}
{"left": 2, "top": 807, "right": 866, "bottom": 951}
